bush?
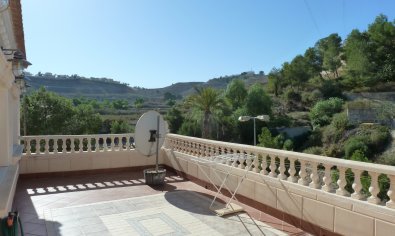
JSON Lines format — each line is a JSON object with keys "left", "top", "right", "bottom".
{"left": 309, "top": 97, "right": 344, "bottom": 128}
{"left": 344, "top": 137, "right": 369, "bottom": 159}
{"left": 375, "top": 152, "right": 395, "bottom": 166}
{"left": 331, "top": 112, "right": 349, "bottom": 130}
{"left": 283, "top": 139, "right": 294, "bottom": 150}
{"left": 350, "top": 150, "right": 370, "bottom": 162}
{"left": 303, "top": 146, "right": 324, "bottom": 155}
{"left": 320, "top": 80, "right": 343, "bottom": 99}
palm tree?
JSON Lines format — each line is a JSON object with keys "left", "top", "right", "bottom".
{"left": 187, "top": 87, "right": 224, "bottom": 139}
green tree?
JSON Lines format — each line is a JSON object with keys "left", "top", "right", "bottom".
{"left": 367, "top": 14, "right": 395, "bottom": 83}
{"left": 70, "top": 104, "right": 102, "bottom": 134}
{"left": 23, "top": 88, "right": 102, "bottom": 135}
{"left": 165, "top": 107, "right": 184, "bottom": 133}
{"left": 316, "top": 33, "right": 342, "bottom": 78}
{"left": 244, "top": 83, "right": 272, "bottom": 116}
{"left": 225, "top": 79, "right": 247, "bottom": 109}
{"left": 186, "top": 87, "right": 224, "bottom": 138}
{"left": 134, "top": 97, "right": 144, "bottom": 109}
{"left": 267, "top": 68, "right": 283, "bottom": 97}
{"left": 282, "top": 56, "right": 310, "bottom": 88}
{"left": 110, "top": 120, "right": 132, "bottom": 133}
{"left": 343, "top": 29, "right": 375, "bottom": 87}
{"left": 112, "top": 99, "right": 129, "bottom": 110}
{"left": 24, "top": 87, "right": 75, "bottom": 135}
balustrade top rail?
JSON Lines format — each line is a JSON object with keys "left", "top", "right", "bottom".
{"left": 165, "top": 133, "right": 395, "bottom": 209}
{"left": 165, "top": 134, "right": 395, "bottom": 176}
{"left": 21, "top": 133, "right": 135, "bottom": 155}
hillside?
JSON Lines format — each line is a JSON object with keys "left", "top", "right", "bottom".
{"left": 26, "top": 72, "right": 267, "bottom": 103}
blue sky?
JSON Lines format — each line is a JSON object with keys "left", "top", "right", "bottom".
{"left": 22, "top": 0, "right": 395, "bottom": 88}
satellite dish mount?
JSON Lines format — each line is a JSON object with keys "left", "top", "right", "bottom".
{"left": 135, "top": 111, "right": 167, "bottom": 185}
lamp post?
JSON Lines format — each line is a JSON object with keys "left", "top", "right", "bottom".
{"left": 238, "top": 115, "right": 270, "bottom": 146}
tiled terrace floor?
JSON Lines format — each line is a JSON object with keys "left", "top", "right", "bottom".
{"left": 13, "top": 169, "right": 308, "bottom": 236}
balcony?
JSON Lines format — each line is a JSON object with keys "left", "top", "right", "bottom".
{"left": 1, "top": 133, "right": 390, "bottom": 235}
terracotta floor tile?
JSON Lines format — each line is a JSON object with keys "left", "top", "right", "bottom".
{"left": 14, "top": 169, "right": 307, "bottom": 235}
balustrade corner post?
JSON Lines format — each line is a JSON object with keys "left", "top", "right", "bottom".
{"left": 351, "top": 169, "right": 364, "bottom": 200}
{"left": 368, "top": 172, "right": 381, "bottom": 205}
{"left": 336, "top": 167, "right": 350, "bottom": 197}
{"left": 298, "top": 160, "right": 309, "bottom": 186}
{"left": 386, "top": 175, "right": 395, "bottom": 209}
{"left": 322, "top": 164, "right": 333, "bottom": 192}
{"left": 287, "top": 158, "right": 297, "bottom": 183}
{"left": 309, "top": 162, "right": 321, "bottom": 189}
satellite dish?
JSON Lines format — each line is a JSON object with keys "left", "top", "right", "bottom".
{"left": 135, "top": 110, "right": 167, "bottom": 156}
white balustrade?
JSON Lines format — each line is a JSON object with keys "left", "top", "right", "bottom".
{"left": 21, "top": 133, "right": 135, "bottom": 156}
{"left": 165, "top": 133, "right": 395, "bottom": 209}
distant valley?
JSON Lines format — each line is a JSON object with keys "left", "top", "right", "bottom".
{"left": 25, "top": 71, "right": 267, "bottom": 106}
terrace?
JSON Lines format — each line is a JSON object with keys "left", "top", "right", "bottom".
{"left": 5, "top": 133, "right": 393, "bottom": 236}
{"left": 0, "top": 1, "right": 394, "bottom": 236}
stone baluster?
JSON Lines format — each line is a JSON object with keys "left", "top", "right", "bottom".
{"left": 298, "top": 160, "right": 309, "bottom": 186}
{"left": 126, "top": 136, "right": 131, "bottom": 151}
{"left": 238, "top": 152, "right": 246, "bottom": 169}
{"left": 253, "top": 154, "right": 260, "bottom": 173}
{"left": 233, "top": 154, "right": 239, "bottom": 168}
{"left": 336, "top": 167, "right": 350, "bottom": 196}
{"left": 104, "top": 137, "right": 109, "bottom": 151}
{"left": 45, "top": 138, "right": 49, "bottom": 154}
{"left": 26, "top": 138, "right": 31, "bottom": 155}
{"left": 87, "top": 137, "right": 92, "bottom": 152}
{"left": 351, "top": 169, "right": 364, "bottom": 200}
{"left": 260, "top": 155, "right": 268, "bottom": 175}
{"left": 368, "top": 172, "right": 380, "bottom": 204}
{"left": 110, "top": 137, "right": 115, "bottom": 151}
{"left": 322, "top": 164, "right": 333, "bottom": 192}
{"left": 54, "top": 138, "right": 58, "bottom": 154}
{"left": 269, "top": 155, "right": 277, "bottom": 178}
{"left": 387, "top": 175, "right": 395, "bottom": 209}
{"left": 119, "top": 136, "right": 124, "bottom": 150}
{"left": 287, "top": 158, "right": 297, "bottom": 183}
{"left": 277, "top": 156, "right": 287, "bottom": 180}
{"left": 245, "top": 154, "right": 253, "bottom": 171}
{"left": 309, "top": 162, "right": 321, "bottom": 189}
{"left": 34, "top": 138, "right": 39, "bottom": 154}
{"left": 62, "top": 138, "right": 66, "bottom": 153}
{"left": 79, "top": 138, "right": 83, "bottom": 153}
{"left": 71, "top": 138, "right": 76, "bottom": 153}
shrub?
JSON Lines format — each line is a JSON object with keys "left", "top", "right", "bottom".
{"left": 283, "top": 139, "right": 294, "bottom": 150}
{"left": 331, "top": 112, "right": 349, "bottom": 130}
{"left": 375, "top": 152, "right": 395, "bottom": 166}
{"left": 304, "top": 146, "right": 324, "bottom": 155}
{"left": 344, "top": 137, "right": 369, "bottom": 159}
{"left": 309, "top": 97, "right": 344, "bottom": 128}
{"left": 350, "top": 150, "right": 370, "bottom": 162}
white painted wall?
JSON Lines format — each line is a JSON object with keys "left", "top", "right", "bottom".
{"left": 19, "top": 149, "right": 164, "bottom": 174}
